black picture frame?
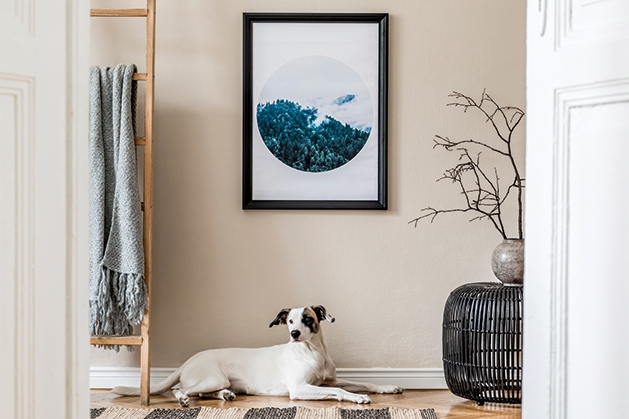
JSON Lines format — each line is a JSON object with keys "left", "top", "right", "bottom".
{"left": 243, "top": 13, "right": 388, "bottom": 210}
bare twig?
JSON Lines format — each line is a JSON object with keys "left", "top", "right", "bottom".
{"left": 411, "top": 90, "right": 525, "bottom": 239}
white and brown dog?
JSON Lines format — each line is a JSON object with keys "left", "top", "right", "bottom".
{"left": 112, "top": 305, "right": 403, "bottom": 406}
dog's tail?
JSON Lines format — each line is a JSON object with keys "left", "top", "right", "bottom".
{"left": 111, "top": 367, "right": 182, "bottom": 396}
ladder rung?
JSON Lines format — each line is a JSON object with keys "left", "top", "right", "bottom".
{"left": 135, "top": 137, "right": 146, "bottom": 146}
{"left": 90, "top": 335, "right": 143, "bottom": 346}
{"left": 133, "top": 73, "right": 148, "bottom": 81}
{"left": 91, "top": 8, "right": 148, "bottom": 17}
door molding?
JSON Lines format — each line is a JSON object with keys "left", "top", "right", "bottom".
{"left": 549, "top": 78, "right": 629, "bottom": 419}
{"left": 0, "top": 1, "right": 90, "bottom": 417}
{"left": 556, "top": 0, "right": 629, "bottom": 48}
{"left": 0, "top": 72, "right": 36, "bottom": 419}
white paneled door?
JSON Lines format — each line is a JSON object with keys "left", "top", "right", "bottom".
{"left": 0, "top": 1, "right": 90, "bottom": 418}
{"left": 525, "top": 1, "right": 629, "bottom": 418}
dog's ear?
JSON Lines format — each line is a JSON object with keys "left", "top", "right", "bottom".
{"left": 312, "top": 305, "right": 335, "bottom": 323}
{"left": 269, "top": 308, "right": 291, "bottom": 328}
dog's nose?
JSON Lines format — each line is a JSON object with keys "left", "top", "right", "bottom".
{"left": 290, "top": 330, "right": 300, "bottom": 340}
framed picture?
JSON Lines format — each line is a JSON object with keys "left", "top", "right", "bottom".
{"left": 242, "top": 13, "right": 388, "bottom": 210}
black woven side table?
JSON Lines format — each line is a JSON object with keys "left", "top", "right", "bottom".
{"left": 442, "top": 282, "right": 523, "bottom": 405}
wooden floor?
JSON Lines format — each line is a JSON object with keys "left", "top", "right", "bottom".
{"left": 91, "top": 389, "right": 521, "bottom": 419}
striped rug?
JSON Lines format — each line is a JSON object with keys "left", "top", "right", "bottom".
{"left": 90, "top": 406, "right": 438, "bottom": 419}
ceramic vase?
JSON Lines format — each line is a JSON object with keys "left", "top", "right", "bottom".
{"left": 491, "top": 239, "right": 524, "bottom": 286}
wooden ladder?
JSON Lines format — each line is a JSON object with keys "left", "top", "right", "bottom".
{"left": 90, "top": 0, "right": 156, "bottom": 406}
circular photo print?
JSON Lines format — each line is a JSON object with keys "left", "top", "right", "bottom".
{"left": 257, "top": 56, "right": 373, "bottom": 173}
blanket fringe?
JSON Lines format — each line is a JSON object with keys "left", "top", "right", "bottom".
{"left": 90, "top": 266, "right": 147, "bottom": 351}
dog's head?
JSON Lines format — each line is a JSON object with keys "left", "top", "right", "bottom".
{"left": 269, "top": 305, "right": 335, "bottom": 342}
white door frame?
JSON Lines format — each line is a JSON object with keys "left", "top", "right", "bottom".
{"left": 0, "top": 1, "right": 90, "bottom": 418}
{"left": 525, "top": 1, "right": 629, "bottom": 418}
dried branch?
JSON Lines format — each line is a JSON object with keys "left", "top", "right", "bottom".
{"left": 411, "top": 90, "right": 525, "bottom": 239}
{"left": 433, "top": 135, "right": 509, "bottom": 156}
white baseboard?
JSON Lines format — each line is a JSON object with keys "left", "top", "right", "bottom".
{"left": 90, "top": 367, "right": 446, "bottom": 390}
{"left": 336, "top": 368, "right": 446, "bottom": 389}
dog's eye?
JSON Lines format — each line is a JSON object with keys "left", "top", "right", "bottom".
{"left": 289, "top": 319, "right": 293, "bottom": 324}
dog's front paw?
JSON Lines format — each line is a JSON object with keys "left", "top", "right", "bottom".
{"left": 354, "top": 395, "right": 372, "bottom": 404}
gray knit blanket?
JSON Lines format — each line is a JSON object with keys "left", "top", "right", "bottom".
{"left": 89, "top": 64, "right": 147, "bottom": 347}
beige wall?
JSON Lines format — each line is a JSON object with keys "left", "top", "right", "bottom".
{"left": 90, "top": 0, "right": 526, "bottom": 370}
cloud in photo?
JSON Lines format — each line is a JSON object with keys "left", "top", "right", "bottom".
{"left": 258, "top": 55, "right": 373, "bottom": 132}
